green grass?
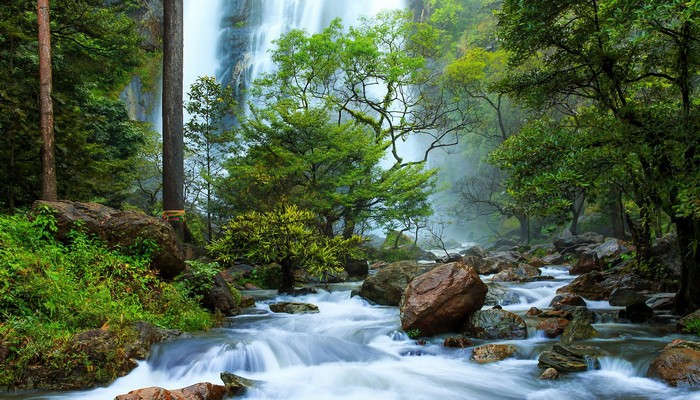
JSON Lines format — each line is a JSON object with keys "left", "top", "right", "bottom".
{"left": 0, "top": 210, "right": 214, "bottom": 388}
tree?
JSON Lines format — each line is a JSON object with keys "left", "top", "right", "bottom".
{"left": 208, "top": 205, "right": 362, "bottom": 293}
{"left": 162, "top": 0, "right": 185, "bottom": 240}
{"left": 37, "top": 0, "right": 56, "bottom": 201}
{"left": 184, "top": 76, "right": 237, "bottom": 240}
{"left": 0, "top": 0, "right": 144, "bottom": 211}
{"left": 496, "top": 0, "right": 700, "bottom": 314}
{"left": 233, "top": 11, "right": 477, "bottom": 237}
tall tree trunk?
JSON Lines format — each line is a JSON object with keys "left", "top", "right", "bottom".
{"left": 279, "top": 258, "right": 296, "bottom": 294}
{"left": 673, "top": 216, "right": 700, "bottom": 315}
{"left": 569, "top": 191, "right": 585, "bottom": 236}
{"left": 607, "top": 187, "right": 626, "bottom": 239}
{"left": 38, "top": 0, "right": 57, "bottom": 201}
{"left": 162, "top": 0, "right": 185, "bottom": 240}
{"left": 515, "top": 212, "right": 529, "bottom": 244}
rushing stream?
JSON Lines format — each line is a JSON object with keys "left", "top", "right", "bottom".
{"left": 12, "top": 266, "right": 700, "bottom": 400}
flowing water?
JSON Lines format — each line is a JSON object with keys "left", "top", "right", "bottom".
{"left": 11, "top": 266, "right": 700, "bottom": 400}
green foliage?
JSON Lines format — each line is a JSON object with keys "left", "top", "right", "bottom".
{"left": 0, "top": 212, "right": 213, "bottom": 387}
{"left": 684, "top": 318, "right": 700, "bottom": 336}
{"left": 0, "top": 0, "right": 147, "bottom": 211}
{"left": 176, "top": 260, "right": 223, "bottom": 296}
{"left": 209, "top": 205, "right": 362, "bottom": 289}
{"left": 406, "top": 328, "right": 422, "bottom": 339}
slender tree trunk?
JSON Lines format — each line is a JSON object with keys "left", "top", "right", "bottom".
{"left": 569, "top": 191, "right": 585, "bottom": 236}
{"left": 673, "top": 216, "right": 700, "bottom": 315}
{"left": 162, "top": 0, "right": 185, "bottom": 240}
{"left": 38, "top": 0, "right": 57, "bottom": 201}
{"left": 515, "top": 213, "right": 529, "bottom": 244}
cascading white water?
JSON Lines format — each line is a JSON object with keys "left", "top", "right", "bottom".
{"left": 248, "top": 0, "right": 407, "bottom": 83}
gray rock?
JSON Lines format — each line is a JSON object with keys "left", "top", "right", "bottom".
{"left": 608, "top": 287, "right": 646, "bottom": 307}
{"left": 269, "top": 302, "right": 319, "bottom": 314}
{"left": 538, "top": 343, "right": 602, "bottom": 372}
{"left": 463, "top": 308, "right": 527, "bottom": 340}
{"left": 358, "top": 261, "right": 435, "bottom": 306}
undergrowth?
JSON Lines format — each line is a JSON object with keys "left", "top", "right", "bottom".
{"left": 0, "top": 210, "right": 213, "bottom": 388}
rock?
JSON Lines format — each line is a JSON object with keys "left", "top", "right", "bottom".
{"left": 239, "top": 296, "right": 256, "bottom": 308}
{"left": 553, "top": 232, "right": 605, "bottom": 255}
{"left": 201, "top": 273, "right": 240, "bottom": 316}
{"left": 538, "top": 343, "right": 601, "bottom": 372}
{"left": 549, "top": 293, "right": 586, "bottom": 309}
{"left": 436, "top": 253, "right": 464, "bottom": 263}
{"left": 32, "top": 200, "right": 184, "bottom": 278}
{"left": 462, "top": 255, "right": 494, "bottom": 275}
{"left": 470, "top": 344, "right": 517, "bottom": 363}
{"left": 569, "top": 251, "right": 601, "bottom": 275}
{"left": 244, "top": 282, "right": 261, "bottom": 290}
{"left": 677, "top": 310, "right": 700, "bottom": 333}
{"left": 400, "top": 262, "right": 487, "bottom": 336}
{"left": 542, "top": 253, "right": 566, "bottom": 265}
{"left": 220, "top": 372, "right": 256, "bottom": 395}
{"left": 344, "top": 258, "right": 369, "bottom": 278}
{"left": 561, "top": 316, "right": 598, "bottom": 344}
{"left": 618, "top": 301, "right": 654, "bottom": 323}
{"left": 652, "top": 233, "right": 682, "bottom": 277}
{"left": 537, "top": 318, "right": 570, "bottom": 338}
{"left": 484, "top": 282, "right": 520, "bottom": 306}
{"left": 463, "top": 309, "right": 527, "bottom": 340}
{"left": 269, "top": 302, "right": 319, "bottom": 314}
{"left": 115, "top": 382, "right": 228, "bottom": 400}
{"left": 461, "top": 245, "right": 488, "bottom": 258}
{"left": 592, "top": 239, "right": 626, "bottom": 260}
{"left": 527, "top": 307, "right": 543, "bottom": 317}
{"left": 608, "top": 287, "right": 646, "bottom": 307}
{"left": 647, "top": 340, "right": 700, "bottom": 388}
{"left": 647, "top": 293, "right": 676, "bottom": 312}
{"left": 443, "top": 336, "right": 473, "bottom": 348}
{"left": 541, "top": 310, "right": 574, "bottom": 319}
{"left": 358, "top": 261, "right": 435, "bottom": 306}
{"left": 128, "top": 322, "right": 187, "bottom": 360}
{"left": 370, "top": 261, "right": 388, "bottom": 270}
{"left": 557, "top": 270, "right": 659, "bottom": 301}
{"left": 540, "top": 368, "right": 560, "bottom": 380}
{"left": 491, "top": 263, "right": 541, "bottom": 282}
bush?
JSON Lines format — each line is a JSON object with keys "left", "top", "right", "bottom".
{"left": 0, "top": 211, "right": 214, "bottom": 387}
{"left": 684, "top": 318, "right": 700, "bottom": 336}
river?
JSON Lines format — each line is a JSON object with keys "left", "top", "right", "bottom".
{"left": 11, "top": 266, "right": 700, "bottom": 400}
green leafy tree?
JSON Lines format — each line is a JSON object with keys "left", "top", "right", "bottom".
{"left": 496, "top": 0, "right": 700, "bottom": 313}
{"left": 208, "top": 205, "right": 362, "bottom": 293}
{"left": 229, "top": 11, "right": 478, "bottom": 237}
{"left": 184, "top": 76, "right": 238, "bottom": 240}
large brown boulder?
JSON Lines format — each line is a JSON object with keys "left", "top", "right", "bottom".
{"left": 358, "top": 261, "right": 435, "bottom": 306}
{"left": 400, "top": 262, "right": 487, "bottom": 336}
{"left": 32, "top": 200, "right": 185, "bottom": 278}
{"left": 569, "top": 251, "right": 601, "bottom": 275}
{"left": 115, "top": 382, "right": 228, "bottom": 400}
{"left": 647, "top": 340, "right": 700, "bottom": 388}
{"left": 538, "top": 343, "right": 602, "bottom": 372}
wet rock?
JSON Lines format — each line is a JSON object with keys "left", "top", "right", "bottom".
{"left": 560, "top": 316, "right": 598, "bottom": 344}
{"left": 128, "top": 322, "right": 187, "bottom": 360}
{"left": 527, "top": 307, "right": 543, "bottom": 317}
{"left": 220, "top": 372, "right": 256, "bottom": 395}
{"left": 370, "top": 261, "right": 388, "bottom": 270}
{"left": 344, "top": 258, "right": 369, "bottom": 278}
{"left": 537, "top": 318, "right": 570, "bottom": 338}
{"left": 538, "top": 343, "right": 601, "bottom": 372}
{"left": 470, "top": 344, "right": 517, "bottom": 363}
{"left": 647, "top": 340, "right": 700, "bottom": 388}
{"left": 647, "top": 293, "right": 676, "bottom": 312}
{"left": 436, "top": 253, "right": 464, "bottom": 263}
{"left": 677, "top": 310, "right": 700, "bottom": 333}
{"left": 115, "top": 382, "right": 228, "bottom": 400}
{"left": 485, "top": 283, "right": 520, "bottom": 306}
{"left": 608, "top": 287, "right": 647, "bottom": 307}
{"left": 32, "top": 200, "right": 185, "bottom": 279}
{"left": 618, "top": 301, "right": 654, "bottom": 323}
{"left": 592, "top": 239, "right": 626, "bottom": 260}
{"left": 443, "top": 336, "right": 473, "bottom": 348}
{"left": 358, "top": 261, "right": 434, "bottom": 306}
{"left": 400, "top": 262, "right": 487, "bottom": 336}
{"left": 569, "top": 251, "right": 601, "bottom": 275}
{"left": 549, "top": 293, "right": 586, "bottom": 309}
{"left": 553, "top": 232, "right": 604, "bottom": 256}
{"left": 201, "top": 273, "right": 240, "bottom": 316}
{"left": 540, "top": 368, "right": 560, "bottom": 380}
{"left": 239, "top": 296, "right": 256, "bottom": 308}
{"left": 461, "top": 245, "right": 488, "bottom": 258}
{"left": 269, "top": 302, "right": 319, "bottom": 314}
{"left": 542, "top": 253, "right": 566, "bottom": 266}
{"left": 463, "top": 308, "right": 527, "bottom": 340}
{"left": 491, "top": 263, "right": 541, "bottom": 283}
{"left": 462, "top": 255, "right": 494, "bottom": 275}
{"left": 244, "top": 282, "right": 261, "bottom": 290}
{"left": 557, "top": 270, "right": 658, "bottom": 301}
